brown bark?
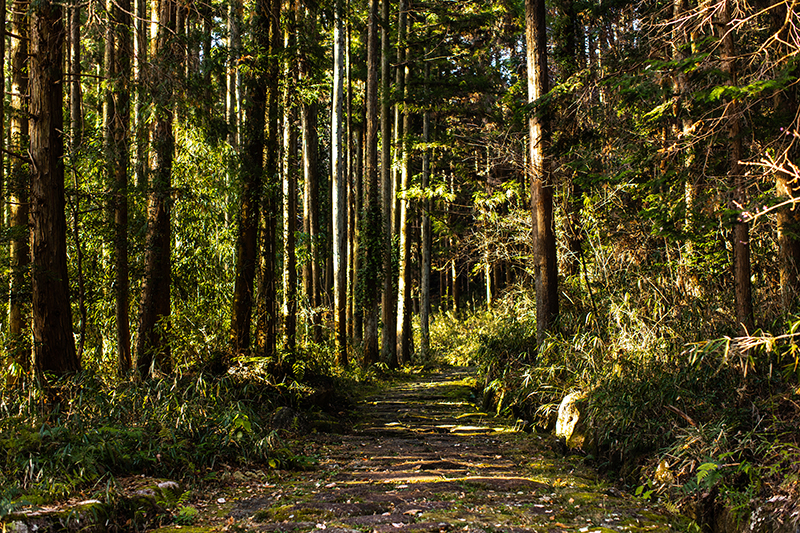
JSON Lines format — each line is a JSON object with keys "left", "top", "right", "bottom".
{"left": 526, "top": 0, "right": 558, "bottom": 344}
{"left": 230, "top": 0, "right": 268, "bottom": 356}
{"left": 300, "top": 2, "right": 321, "bottom": 344}
{"left": 719, "top": 0, "right": 753, "bottom": 333}
{"left": 8, "top": 0, "right": 30, "bottom": 371}
{"left": 363, "top": 0, "right": 382, "bottom": 366}
{"left": 30, "top": 0, "right": 79, "bottom": 374}
{"left": 107, "top": 0, "right": 132, "bottom": 373}
{"left": 283, "top": 0, "right": 299, "bottom": 357}
{"left": 136, "top": 0, "right": 176, "bottom": 376}
{"left": 396, "top": 26, "right": 413, "bottom": 366}
{"left": 380, "top": 0, "right": 396, "bottom": 367}
{"left": 256, "top": 0, "right": 280, "bottom": 356}
{"left": 332, "top": 0, "right": 347, "bottom": 365}
{"left": 419, "top": 56, "right": 431, "bottom": 360}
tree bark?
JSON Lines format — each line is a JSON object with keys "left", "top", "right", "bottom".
{"left": 300, "top": 2, "right": 321, "bottom": 344}
{"left": 30, "top": 0, "right": 79, "bottom": 374}
{"left": 8, "top": 0, "right": 30, "bottom": 373}
{"left": 256, "top": 0, "right": 280, "bottom": 357}
{"left": 106, "top": 0, "right": 132, "bottom": 373}
{"left": 363, "top": 0, "right": 383, "bottom": 366}
{"left": 380, "top": 0, "right": 397, "bottom": 367}
{"left": 526, "top": 0, "right": 558, "bottom": 345}
{"left": 230, "top": 0, "right": 268, "bottom": 356}
{"left": 719, "top": 0, "right": 753, "bottom": 332}
{"left": 396, "top": 20, "right": 413, "bottom": 366}
{"left": 332, "top": 0, "right": 348, "bottom": 365}
{"left": 136, "top": 0, "right": 176, "bottom": 377}
{"left": 419, "top": 56, "right": 431, "bottom": 360}
{"left": 283, "top": 0, "right": 299, "bottom": 357}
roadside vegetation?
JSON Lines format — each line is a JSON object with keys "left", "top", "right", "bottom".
{"left": 430, "top": 280, "right": 800, "bottom": 529}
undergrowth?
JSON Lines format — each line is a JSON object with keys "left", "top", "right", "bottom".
{"left": 430, "top": 280, "right": 800, "bottom": 529}
{"left": 0, "top": 343, "right": 374, "bottom": 511}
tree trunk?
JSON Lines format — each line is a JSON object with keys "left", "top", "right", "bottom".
{"left": 362, "top": 0, "right": 382, "bottom": 366}
{"left": 419, "top": 58, "right": 431, "bottom": 360}
{"left": 299, "top": 2, "right": 321, "bottom": 344}
{"left": 256, "top": 0, "right": 280, "bottom": 357}
{"left": 396, "top": 22, "right": 413, "bottom": 366}
{"left": 283, "top": 0, "right": 299, "bottom": 357}
{"left": 352, "top": 124, "right": 364, "bottom": 344}
{"left": 30, "top": 0, "right": 79, "bottom": 374}
{"left": 332, "top": 0, "right": 348, "bottom": 365}
{"left": 132, "top": 0, "right": 147, "bottom": 189}
{"left": 227, "top": 0, "right": 242, "bottom": 150}
{"left": 380, "top": 0, "right": 396, "bottom": 367}
{"left": 106, "top": 0, "right": 132, "bottom": 373}
{"left": 136, "top": 0, "right": 176, "bottom": 377}
{"left": 719, "top": 0, "right": 753, "bottom": 333}
{"left": 8, "top": 0, "right": 30, "bottom": 373}
{"left": 230, "top": 0, "right": 268, "bottom": 356}
{"left": 526, "top": 0, "right": 558, "bottom": 344}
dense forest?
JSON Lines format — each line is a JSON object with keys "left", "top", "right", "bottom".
{"left": 2, "top": 0, "right": 800, "bottom": 528}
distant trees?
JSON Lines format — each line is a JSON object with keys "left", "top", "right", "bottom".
{"left": 6, "top": 0, "right": 800, "bottom": 385}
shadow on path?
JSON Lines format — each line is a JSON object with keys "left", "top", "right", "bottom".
{"left": 165, "top": 367, "right": 684, "bottom": 532}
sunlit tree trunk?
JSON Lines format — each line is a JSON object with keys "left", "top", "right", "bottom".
{"left": 380, "top": 0, "right": 397, "bottom": 367}
{"left": 227, "top": 0, "right": 241, "bottom": 150}
{"left": 8, "top": 0, "right": 30, "bottom": 373}
{"left": 69, "top": 0, "right": 87, "bottom": 362}
{"left": 230, "top": 0, "right": 268, "bottom": 356}
{"left": 396, "top": 23, "right": 413, "bottom": 366}
{"left": 419, "top": 56, "right": 431, "bottom": 360}
{"left": 526, "top": 0, "right": 558, "bottom": 344}
{"left": 332, "top": 0, "right": 347, "bottom": 365}
{"left": 719, "top": 0, "right": 753, "bottom": 332}
{"left": 106, "top": 0, "right": 132, "bottom": 373}
{"left": 352, "top": 125, "right": 364, "bottom": 344}
{"left": 363, "top": 0, "right": 382, "bottom": 366}
{"left": 132, "top": 0, "right": 147, "bottom": 189}
{"left": 136, "top": 0, "right": 176, "bottom": 376}
{"left": 30, "top": 0, "right": 79, "bottom": 374}
{"left": 283, "top": 0, "right": 299, "bottom": 356}
{"left": 256, "top": 0, "right": 280, "bottom": 357}
{"left": 299, "top": 1, "right": 321, "bottom": 344}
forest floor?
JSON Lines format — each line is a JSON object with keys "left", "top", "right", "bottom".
{"left": 148, "top": 366, "right": 685, "bottom": 533}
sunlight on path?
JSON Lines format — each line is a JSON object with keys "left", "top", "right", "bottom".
{"left": 156, "top": 367, "right": 684, "bottom": 533}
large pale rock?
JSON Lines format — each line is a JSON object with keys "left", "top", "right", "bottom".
{"left": 555, "top": 391, "right": 588, "bottom": 450}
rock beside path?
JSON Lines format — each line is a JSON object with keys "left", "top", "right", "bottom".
{"left": 3, "top": 367, "right": 684, "bottom": 533}
{"left": 170, "top": 367, "right": 682, "bottom": 532}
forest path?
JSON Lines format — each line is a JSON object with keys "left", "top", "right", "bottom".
{"left": 158, "top": 367, "right": 682, "bottom": 533}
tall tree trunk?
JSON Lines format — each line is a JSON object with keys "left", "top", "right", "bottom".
{"left": 70, "top": 0, "right": 86, "bottom": 362}
{"left": 230, "top": 0, "right": 268, "bottom": 356}
{"left": 362, "top": 0, "right": 382, "bottom": 366}
{"left": 8, "top": 0, "right": 30, "bottom": 374}
{"left": 352, "top": 124, "right": 364, "bottom": 344}
{"left": 419, "top": 56, "right": 431, "bottom": 360}
{"left": 300, "top": 2, "right": 321, "bottom": 344}
{"left": 227, "top": 0, "right": 241, "bottom": 150}
{"left": 256, "top": 0, "right": 280, "bottom": 357}
{"left": 526, "top": 0, "right": 558, "bottom": 344}
{"left": 332, "top": 0, "right": 347, "bottom": 365}
{"left": 132, "top": 0, "right": 146, "bottom": 188}
{"left": 719, "top": 0, "right": 753, "bottom": 332}
{"left": 380, "top": 0, "right": 395, "bottom": 367}
{"left": 771, "top": 0, "right": 800, "bottom": 312}
{"left": 283, "top": 0, "right": 298, "bottom": 357}
{"left": 396, "top": 20, "right": 413, "bottom": 366}
{"left": 30, "top": 0, "right": 79, "bottom": 374}
{"left": 346, "top": 11, "right": 355, "bottom": 343}
{"left": 106, "top": 0, "right": 132, "bottom": 373}
{"left": 136, "top": 0, "right": 176, "bottom": 377}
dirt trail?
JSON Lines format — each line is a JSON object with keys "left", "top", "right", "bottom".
{"left": 162, "top": 367, "right": 683, "bottom": 532}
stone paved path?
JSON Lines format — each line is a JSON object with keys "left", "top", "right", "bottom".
{"left": 159, "top": 367, "right": 684, "bottom": 532}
